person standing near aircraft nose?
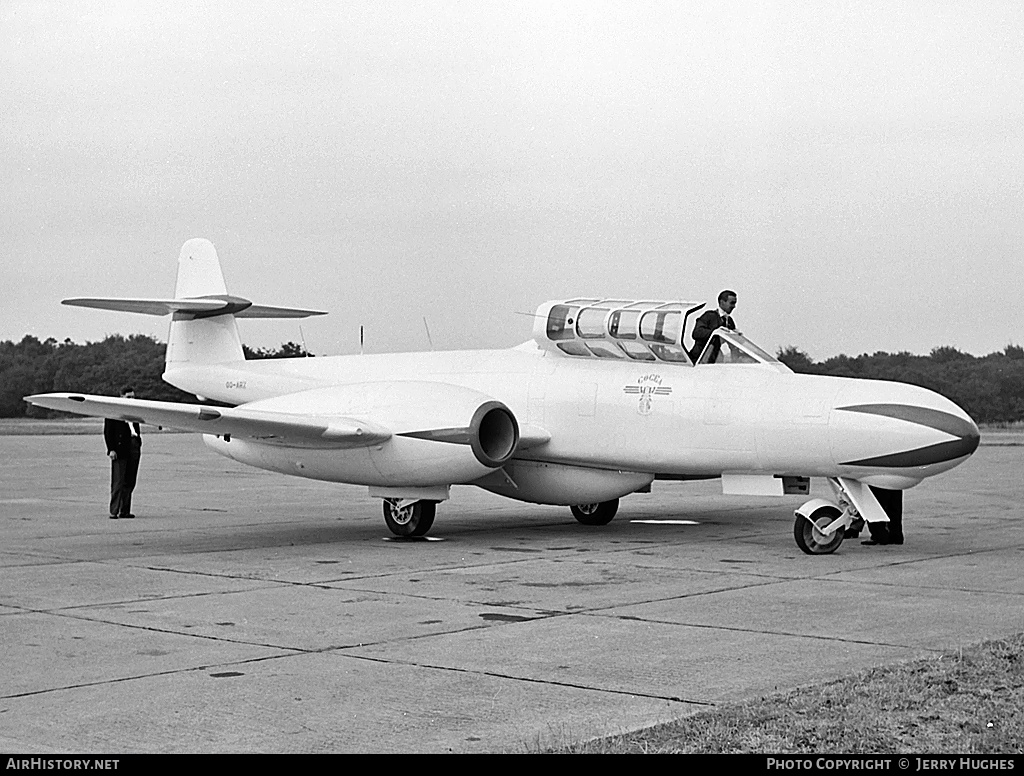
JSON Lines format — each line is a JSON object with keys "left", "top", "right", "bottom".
{"left": 104, "top": 385, "right": 142, "bottom": 519}
{"left": 690, "top": 289, "right": 738, "bottom": 362}
{"left": 861, "top": 487, "right": 904, "bottom": 546}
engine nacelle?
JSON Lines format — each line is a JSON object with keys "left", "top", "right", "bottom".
{"left": 204, "top": 381, "right": 519, "bottom": 487}
{"left": 474, "top": 459, "right": 653, "bottom": 505}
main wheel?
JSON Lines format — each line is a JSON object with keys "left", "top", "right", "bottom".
{"left": 383, "top": 499, "right": 436, "bottom": 537}
{"left": 794, "top": 505, "right": 845, "bottom": 555}
{"left": 570, "top": 499, "right": 619, "bottom": 526}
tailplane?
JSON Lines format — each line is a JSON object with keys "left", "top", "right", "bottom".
{"left": 62, "top": 238, "right": 325, "bottom": 366}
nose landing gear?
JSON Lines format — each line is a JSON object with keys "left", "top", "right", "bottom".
{"left": 793, "top": 477, "right": 904, "bottom": 555}
{"left": 794, "top": 502, "right": 847, "bottom": 554}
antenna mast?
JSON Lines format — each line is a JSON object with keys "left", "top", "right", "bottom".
{"left": 423, "top": 317, "right": 434, "bottom": 350}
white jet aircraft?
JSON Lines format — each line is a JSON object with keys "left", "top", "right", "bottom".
{"left": 26, "top": 239, "right": 980, "bottom": 554}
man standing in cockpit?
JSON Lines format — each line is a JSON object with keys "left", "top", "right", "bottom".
{"left": 689, "top": 289, "right": 737, "bottom": 363}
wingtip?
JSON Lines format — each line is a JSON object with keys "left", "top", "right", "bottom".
{"left": 24, "top": 392, "right": 85, "bottom": 405}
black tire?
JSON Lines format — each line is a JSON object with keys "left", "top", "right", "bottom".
{"left": 794, "top": 506, "right": 845, "bottom": 555}
{"left": 570, "top": 499, "right": 619, "bottom": 526}
{"left": 383, "top": 499, "right": 436, "bottom": 537}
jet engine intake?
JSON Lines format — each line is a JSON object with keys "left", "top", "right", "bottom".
{"left": 471, "top": 401, "right": 519, "bottom": 467}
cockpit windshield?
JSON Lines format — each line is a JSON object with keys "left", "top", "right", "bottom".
{"left": 696, "top": 329, "right": 790, "bottom": 371}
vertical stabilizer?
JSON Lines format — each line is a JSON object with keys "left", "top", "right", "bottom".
{"left": 175, "top": 238, "right": 229, "bottom": 298}
{"left": 165, "top": 239, "right": 245, "bottom": 365}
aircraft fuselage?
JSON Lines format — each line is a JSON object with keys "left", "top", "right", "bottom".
{"left": 167, "top": 345, "right": 978, "bottom": 494}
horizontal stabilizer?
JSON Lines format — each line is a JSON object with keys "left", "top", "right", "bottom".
{"left": 237, "top": 304, "right": 328, "bottom": 319}
{"left": 63, "top": 297, "right": 326, "bottom": 319}
{"left": 24, "top": 393, "right": 389, "bottom": 449}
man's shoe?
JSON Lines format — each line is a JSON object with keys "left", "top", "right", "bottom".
{"left": 109, "top": 514, "right": 119, "bottom": 520}
{"left": 861, "top": 539, "right": 890, "bottom": 546}
{"left": 119, "top": 513, "right": 135, "bottom": 519}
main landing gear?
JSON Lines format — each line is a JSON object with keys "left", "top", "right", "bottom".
{"left": 570, "top": 498, "right": 619, "bottom": 526}
{"left": 383, "top": 496, "right": 623, "bottom": 537}
{"left": 382, "top": 499, "right": 436, "bottom": 538}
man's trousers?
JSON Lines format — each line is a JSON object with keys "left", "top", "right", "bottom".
{"left": 110, "top": 452, "right": 141, "bottom": 517}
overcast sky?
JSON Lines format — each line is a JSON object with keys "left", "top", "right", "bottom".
{"left": 3, "top": 1, "right": 1022, "bottom": 360}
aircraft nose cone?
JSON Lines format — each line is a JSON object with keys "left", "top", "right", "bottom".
{"left": 963, "top": 417, "right": 981, "bottom": 456}
{"left": 830, "top": 381, "right": 980, "bottom": 480}
{"left": 837, "top": 403, "right": 980, "bottom": 467}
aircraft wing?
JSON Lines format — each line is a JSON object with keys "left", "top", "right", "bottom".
{"left": 24, "top": 393, "right": 391, "bottom": 449}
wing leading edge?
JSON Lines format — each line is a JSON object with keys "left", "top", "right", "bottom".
{"left": 24, "top": 393, "right": 391, "bottom": 449}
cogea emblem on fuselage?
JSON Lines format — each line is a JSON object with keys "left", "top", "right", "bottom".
{"left": 623, "top": 374, "right": 672, "bottom": 416}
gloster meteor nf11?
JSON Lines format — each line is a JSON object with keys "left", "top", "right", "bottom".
{"left": 27, "top": 239, "right": 980, "bottom": 554}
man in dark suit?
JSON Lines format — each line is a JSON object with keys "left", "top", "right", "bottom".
{"left": 104, "top": 385, "right": 142, "bottom": 519}
{"left": 689, "top": 289, "right": 738, "bottom": 363}
{"left": 862, "top": 487, "right": 904, "bottom": 546}
{"left": 842, "top": 487, "right": 904, "bottom": 545}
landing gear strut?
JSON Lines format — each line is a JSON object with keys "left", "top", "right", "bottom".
{"left": 383, "top": 499, "right": 436, "bottom": 538}
{"left": 570, "top": 499, "right": 619, "bottom": 526}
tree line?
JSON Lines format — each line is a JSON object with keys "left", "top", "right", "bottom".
{"left": 777, "top": 344, "right": 1024, "bottom": 424}
{"left": 1, "top": 335, "right": 310, "bottom": 417}
{"left": 2, "top": 333, "right": 1022, "bottom": 423}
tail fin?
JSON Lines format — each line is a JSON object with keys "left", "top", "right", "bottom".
{"left": 166, "top": 239, "right": 244, "bottom": 365}
{"left": 62, "top": 238, "right": 326, "bottom": 367}
{"left": 175, "top": 237, "right": 230, "bottom": 298}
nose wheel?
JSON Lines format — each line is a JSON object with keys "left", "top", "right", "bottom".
{"left": 794, "top": 504, "right": 845, "bottom": 555}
